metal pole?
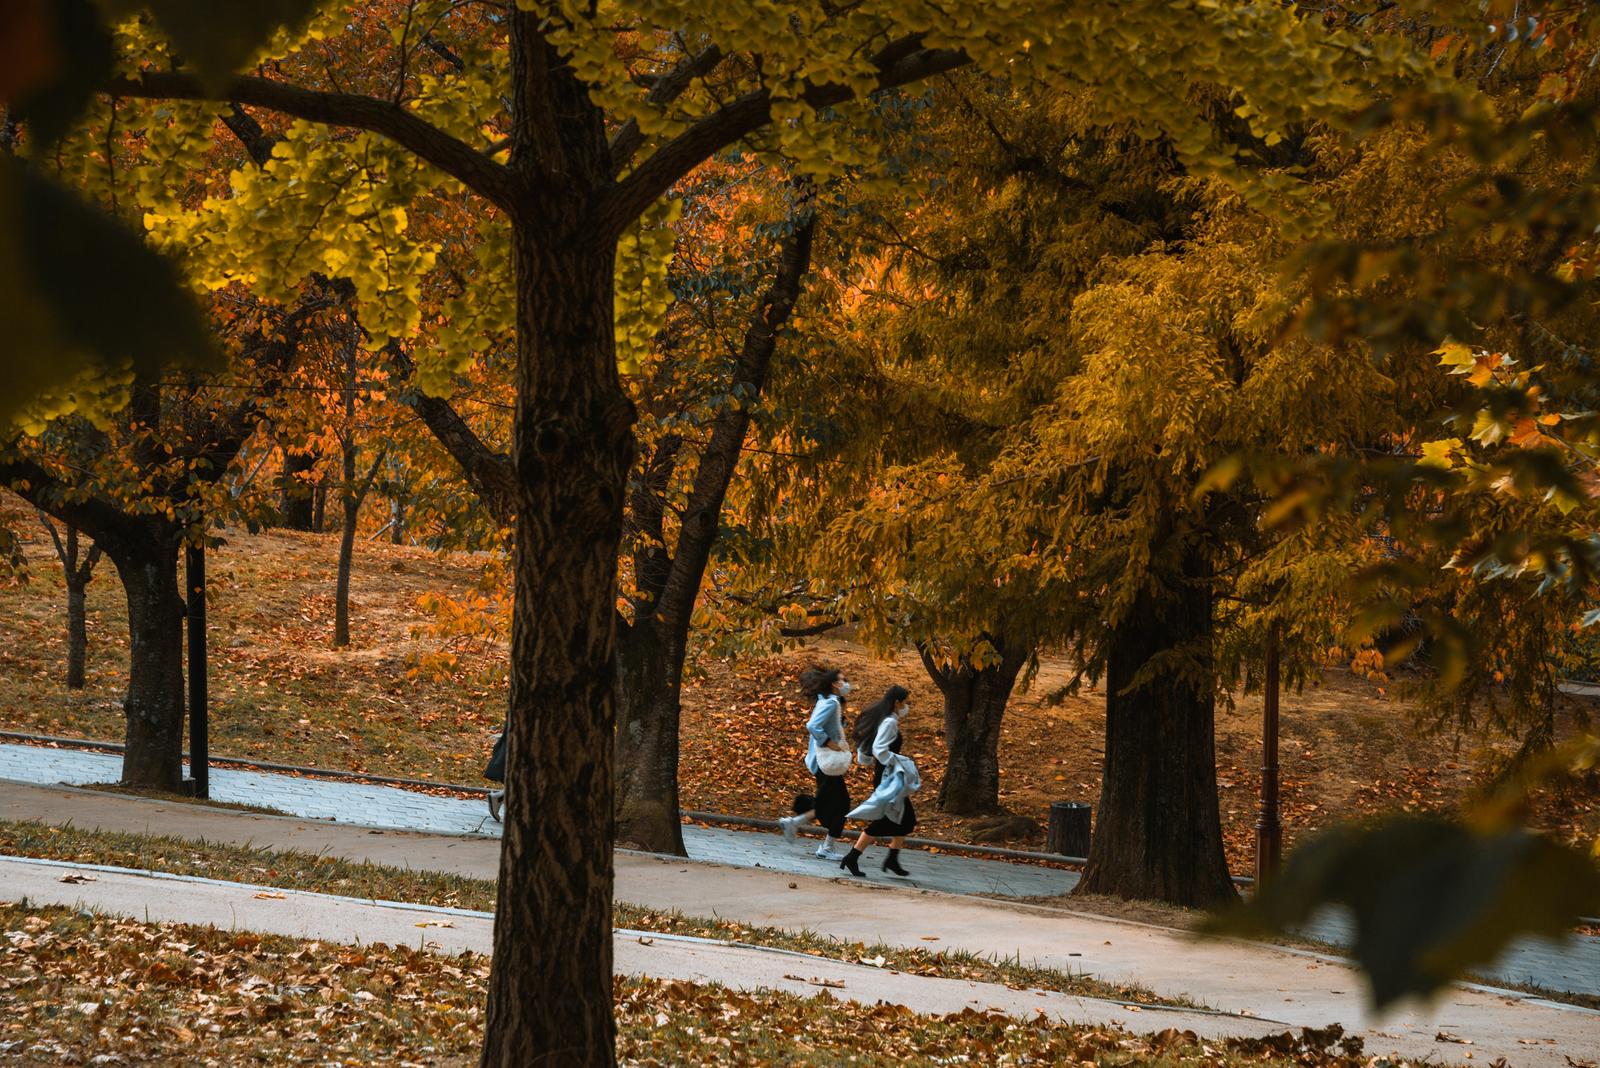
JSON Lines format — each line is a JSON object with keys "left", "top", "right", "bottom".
{"left": 185, "top": 541, "right": 208, "bottom": 799}
{"left": 1256, "top": 619, "right": 1282, "bottom": 884}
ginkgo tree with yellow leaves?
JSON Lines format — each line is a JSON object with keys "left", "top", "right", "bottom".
{"left": 775, "top": 77, "right": 1419, "bottom": 906}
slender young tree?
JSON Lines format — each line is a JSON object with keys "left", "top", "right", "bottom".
{"left": 332, "top": 323, "right": 389, "bottom": 648}
{"left": 38, "top": 512, "right": 103, "bottom": 690}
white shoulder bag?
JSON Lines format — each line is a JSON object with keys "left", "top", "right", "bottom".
{"left": 814, "top": 747, "right": 852, "bottom": 777}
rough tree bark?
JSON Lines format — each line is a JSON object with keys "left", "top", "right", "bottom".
{"left": 485, "top": 237, "right": 630, "bottom": 1064}
{"left": 1076, "top": 540, "right": 1237, "bottom": 908}
{"left": 613, "top": 212, "right": 816, "bottom": 854}
{"left": 918, "top": 634, "right": 1029, "bottom": 815}
{"left": 107, "top": 519, "right": 188, "bottom": 789}
{"left": 39, "top": 515, "right": 104, "bottom": 689}
{"left": 480, "top": 19, "right": 631, "bottom": 1064}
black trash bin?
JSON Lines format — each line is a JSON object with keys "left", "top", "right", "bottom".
{"left": 1047, "top": 801, "right": 1091, "bottom": 858}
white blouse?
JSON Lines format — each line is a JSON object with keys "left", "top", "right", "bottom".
{"left": 858, "top": 712, "right": 900, "bottom": 766}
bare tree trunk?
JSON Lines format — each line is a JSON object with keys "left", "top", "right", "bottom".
{"left": 334, "top": 499, "right": 356, "bottom": 647}
{"left": 278, "top": 446, "right": 319, "bottom": 530}
{"left": 66, "top": 577, "right": 90, "bottom": 688}
{"left": 613, "top": 211, "right": 816, "bottom": 855}
{"left": 107, "top": 524, "right": 187, "bottom": 789}
{"left": 480, "top": 173, "right": 630, "bottom": 1067}
{"left": 40, "top": 515, "right": 104, "bottom": 690}
{"left": 614, "top": 619, "right": 687, "bottom": 853}
{"left": 1077, "top": 540, "right": 1236, "bottom": 907}
{"left": 920, "top": 635, "right": 1029, "bottom": 816}
{"left": 333, "top": 339, "right": 384, "bottom": 649}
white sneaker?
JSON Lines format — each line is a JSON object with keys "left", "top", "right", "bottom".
{"left": 812, "top": 831, "right": 851, "bottom": 856}
{"left": 779, "top": 815, "right": 800, "bottom": 844}
{"left": 487, "top": 790, "right": 503, "bottom": 822}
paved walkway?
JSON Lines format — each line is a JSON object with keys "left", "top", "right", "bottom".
{"left": 0, "top": 855, "right": 1271, "bottom": 1045}
{"left": 0, "top": 742, "right": 1073, "bottom": 897}
{"left": 4, "top": 783, "right": 1600, "bottom": 1062}
{"left": 2, "top": 743, "right": 1598, "bottom": 1002}
{"left": 4, "top": 838, "right": 1598, "bottom": 1065}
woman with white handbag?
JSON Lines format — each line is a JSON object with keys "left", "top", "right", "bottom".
{"left": 839, "top": 685, "right": 919, "bottom": 878}
{"left": 778, "top": 666, "right": 854, "bottom": 859}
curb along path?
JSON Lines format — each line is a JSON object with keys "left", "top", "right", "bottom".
{"left": 4, "top": 848, "right": 1596, "bottom": 1066}
{"left": 0, "top": 742, "right": 1075, "bottom": 898}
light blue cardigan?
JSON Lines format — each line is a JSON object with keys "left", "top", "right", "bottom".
{"left": 847, "top": 755, "right": 921, "bottom": 825}
{"left": 804, "top": 694, "right": 844, "bottom": 774}
{"left": 847, "top": 712, "right": 920, "bottom": 824}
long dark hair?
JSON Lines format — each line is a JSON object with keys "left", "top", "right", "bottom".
{"left": 852, "top": 685, "right": 909, "bottom": 748}
{"left": 799, "top": 666, "right": 841, "bottom": 700}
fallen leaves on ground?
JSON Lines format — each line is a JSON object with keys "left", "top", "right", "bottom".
{"left": 0, "top": 902, "right": 1426, "bottom": 1067}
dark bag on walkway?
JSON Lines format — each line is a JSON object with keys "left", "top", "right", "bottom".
{"left": 483, "top": 732, "right": 507, "bottom": 783}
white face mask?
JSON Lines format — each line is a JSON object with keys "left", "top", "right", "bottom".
{"left": 837, "top": 680, "right": 852, "bottom": 696}
{"left": 899, "top": 703, "right": 909, "bottom": 715}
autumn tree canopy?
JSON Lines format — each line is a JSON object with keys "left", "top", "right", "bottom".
{"left": 8, "top": 0, "right": 1600, "bottom": 1061}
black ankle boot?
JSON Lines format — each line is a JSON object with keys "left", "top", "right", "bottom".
{"left": 839, "top": 848, "right": 865, "bottom": 877}
{"left": 882, "top": 849, "right": 909, "bottom": 877}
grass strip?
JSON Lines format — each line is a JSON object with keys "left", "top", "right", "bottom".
{"left": 0, "top": 817, "right": 1187, "bottom": 1008}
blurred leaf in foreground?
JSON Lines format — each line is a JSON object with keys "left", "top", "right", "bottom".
{"left": 1204, "top": 814, "right": 1600, "bottom": 1010}
{"left": 101, "top": 0, "right": 325, "bottom": 89}
{"left": 4, "top": 0, "right": 113, "bottom": 147}
{"left": 0, "top": 156, "right": 216, "bottom": 425}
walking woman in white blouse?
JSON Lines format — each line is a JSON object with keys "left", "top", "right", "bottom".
{"left": 778, "top": 666, "right": 854, "bottom": 859}
{"left": 839, "top": 685, "right": 918, "bottom": 878}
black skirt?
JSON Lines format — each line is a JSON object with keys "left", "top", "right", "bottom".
{"left": 866, "top": 797, "right": 916, "bottom": 838}
{"left": 865, "top": 760, "right": 916, "bottom": 838}
{"left": 813, "top": 770, "right": 850, "bottom": 837}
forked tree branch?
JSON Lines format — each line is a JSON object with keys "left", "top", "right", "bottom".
{"left": 1, "top": 457, "right": 136, "bottom": 547}
{"left": 108, "top": 71, "right": 518, "bottom": 211}
{"left": 597, "top": 40, "right": 967, "bottom": 235}
{"left": 608, "top": 43, "right": 725, "bottom": 176}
